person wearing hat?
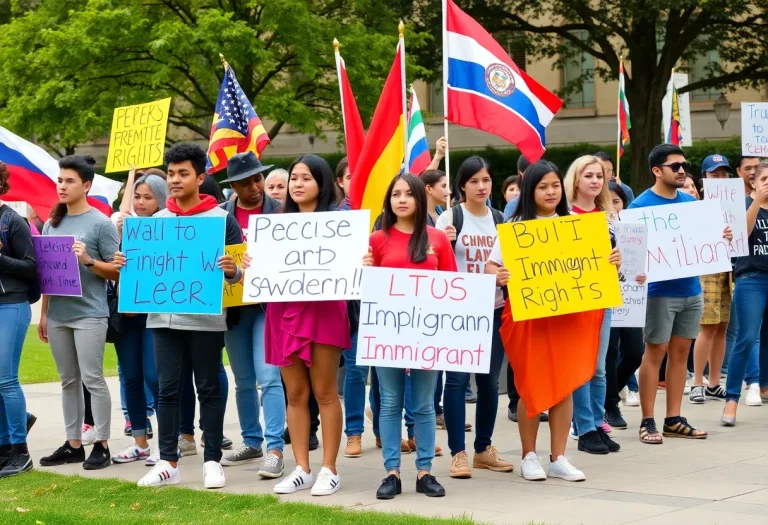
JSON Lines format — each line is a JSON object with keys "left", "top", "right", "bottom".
{"left": 218, "top": 152, "right": 286, "bottom": 479}
{"left": 689, "top": 154, "right": 732, "bottom": 404}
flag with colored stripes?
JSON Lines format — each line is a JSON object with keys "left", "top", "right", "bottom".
{"left": 667, "top": 79, "right": 683, "bottom": 146}
{"left": 407, "top": 87, "right": 431, "bottom": 175}
{"left": 618, "top": 61, "right": 631, "bottom": 157}
{"left": 335, "top": 40, "right": 365, "bottom": 175}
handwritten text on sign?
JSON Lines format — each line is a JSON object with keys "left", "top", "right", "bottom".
{"left": 742, "top": 103, "right": 768, "bottom": 156}
{"left": 703, "top": 178, "right": 748, "bottom": 257}
{"left": 497, "top": 213, "right": 622, "bottom": 321}
{"left": 620, "top": 200, "right": 732, "bottom": 282}
{"left": 222, "top": 243, "right": 248, "bottom": 308}
{"left": 244, "top": 210, "right": 370, "bottom": 302}
{"left": 118, "top": 217, "right": 225, "bottom": 314}
{"left": 611, "top": 223, "right": 648, "bottom": 328}
{"left": 32, "top": 236, "right": 82, "bottom": 296}
{"left": 355, "top": 267, "right": 495, "bottom": 373}
{"left": 106, "top": 98, "right": 171, "bottom": 173}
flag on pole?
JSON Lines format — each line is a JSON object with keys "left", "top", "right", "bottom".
{"left": 667, "top": 75, "right": 683, "bottom": 146}
{"left": 444, "top": 0, "right": 562, "bottom": 162}
{"left": 618, "top": 60, "right": 631, "bottom": 157}
{"left": 334, "top": 39, "right": 365, "bottom": 175}
{"left": 407, "top": 87, "right": 431, "bottom": 175}
{"left": 206, "top": 57, "right": 270, "bottom": 174}
{"left": 349, "top": 26, "right": 407, "bottom": 229}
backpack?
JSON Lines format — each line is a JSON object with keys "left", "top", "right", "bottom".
{"left": 449, "top": 204, "right": 505, "bottom": 250}
{"left": 0, "top": 205, "right": 42, "bottom": 304}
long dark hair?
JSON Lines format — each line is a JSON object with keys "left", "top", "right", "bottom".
{"left": 0, "top": 161, "right": 10, "bottom": 196}
{"left": 200, "top": 175, "right": 225, "bottom": 203}
{"left": 381, "top": 173, "right": 429, "bottom": 264}
{"left": 511, "top": 160, "right": 568, "bottom": 221}
{"left": 456, "top": 156, "right": 491, "bottom": 200}
{"left": 608, "top": 181, "right": 628, "bottom": 210}
{"left": 335, "top": 156, "right": 349, "bottom": 204}
{"left": 284, "top": 154, "right": 336, "bottom": 213}
{"left": 50, "top": 154, "right": 96, "bottom": 227}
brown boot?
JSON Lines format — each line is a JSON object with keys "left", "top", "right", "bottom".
{"left": 344, "top": 435, "right": 362, "bottom": 458}
{"left": 473, "top": 445, "right": 514, "bottom": 472}
{"left": 407, "top": 437, "right": 442, "bottom": 457}
{"left": 449, "top": 450, "right": 472, "bottom": 478}
{"left": 401, "top": 439, "right": 412, "bottom": 453}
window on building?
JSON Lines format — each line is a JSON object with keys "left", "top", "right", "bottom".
{"left": 501, "top": 32, "right": 527, "bottom": 72}
{"left": 561, "top": 30, "right": 595, "bottom": 108}
{"left": 689, "top": 49, "right": 720, "bottom": 101}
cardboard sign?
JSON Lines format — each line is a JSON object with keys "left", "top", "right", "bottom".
{"left": 611, "top": 223, "right": 648, "bottom": 328}
{"left": 497, "top": 213, "right": 622, "bottom": 321}
{"left": 703, "top": 178, "right": 748, "bottom": 257}
{"left": 31, "top": 236, "right": 82, "bottom": 296}
{"left": 118, "top": 216, "right": 225, "bottom": 314}
{"left": 620, "top": 200, "right": 732, "bottom": 282}
{"left": 106, "top": 98, "right": 171, "bottom": 173}
{"left": 222, "top": 243, "right": 248, "bottom": 308}
{"left": 355, "top": 267, "right": 495, "bottom": 373}
{"left": 243, "top": 210, "right": 370, "bottom": 303}
{"left": 742, "top": 103, "right": 768, "bottom": 156}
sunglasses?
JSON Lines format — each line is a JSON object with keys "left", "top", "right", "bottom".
{"left": 658, "top": 161, "right": 692, "bottom": 173}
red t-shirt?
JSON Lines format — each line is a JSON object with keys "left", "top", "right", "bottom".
{"left": 570, "top": 205, "right": 598, "bottom": 214}
{"left": 369, "top": 226, "right": 458, "bottom": 272}
{"left": 234, "top": 205, "right": 263, "bottom": 241}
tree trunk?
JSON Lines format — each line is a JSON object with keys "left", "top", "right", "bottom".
{"left": 624, "top": 68, "right": 666, "bottom": 194}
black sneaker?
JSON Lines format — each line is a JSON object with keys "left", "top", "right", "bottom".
{"left": 83, "top": 442, "right": 111, "bottom": 470}
{"left": 596, "top": 427, "right": 621, "bottom": 452}
{"left": 309, "top": 434, "right": 319, "bottom": 451}
{"left": 282, "top": 428, "right": 291, "bottom": 445}
{"left": 221, "top": 435, "right": 233, "bottom": 450}
{"left": 26, "top": 414, "right": 37, "bottom": 435}
{"left": 508, "top": 406, "right": 518, "bottom": 422}
{"left": 40, "top": 442, "right": 86, "bottom": 466}
{"left": 705, "top": 385, "right": 727, "bottom": 400}
{"left": 416, "top": 474, "right": 446, "bottom": 497}
{"left": 604, "top": 407, "right": 627, "bottom": 429}
{"left": 539, "top": 412, "right": 549, "bottom": 422}
{"left": 0, "top": 445, "right": 10, "bottom": 470}
{"left": 147, "top": 419, "right": 154, "bottom": 440}
{"left": 376, "top": 474, "right": 402, "bottom": 500}
{"left": 577, "top": 430, "right": 609, "bottom": 455}
{"left": 0, "top": 451, "right": 33, "bottom": 478}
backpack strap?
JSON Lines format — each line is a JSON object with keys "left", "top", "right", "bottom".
{"left": 449, "top": 204, "right": 464, "bottom": 250}
{"left": 0, "top": 205, "right": 12, "bottom": 252}
{"left": 490, "top": 208, "right": 504, "bottom": 226}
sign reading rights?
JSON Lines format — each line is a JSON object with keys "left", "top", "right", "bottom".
{"left": 355, "top": 267, "right": 495, "bottom": 373}
{"left": 497, "top": 213, "right": 622, "bottom": 321}
{"left": 703, "top": 178, "right": 748, "bottom": 257}
{"left": 31, "top": 235, "right": 82, "bottom": 296}
{"left": 118, "top": 217, "right": 225, "bottom": 314}
{"left": 222, "top": 243, "right": 247, "bottom": 308}
{"left": 620, "top": 200, "right": 732, "bottom": 282}
{"left": 243, "top": 210, "right": 370, "bottom": 302}
{"left": 106, "top": 98, "right": 171, "bottom": 173}
{"left": 611, "top": 223, "right": 648, "bottom": 328}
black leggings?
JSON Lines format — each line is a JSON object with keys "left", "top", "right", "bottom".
{"left": 605, "top": 327, "right": 644, "bottom": 410}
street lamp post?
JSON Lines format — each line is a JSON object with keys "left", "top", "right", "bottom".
{"left": 713, "top": 92, "right": 731, "bottom": 130}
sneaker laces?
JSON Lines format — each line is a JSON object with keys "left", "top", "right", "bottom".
{"left": 316, "top": 468, "right": 334, "bottom": 485}
{"left": 709, "top": 384, "right": 726, "bottom": 396}
{"left": 117, "top": 444, "right": 139, "bottom": 456}
{"left": 347, "top": 435, "right": 361, "bottom": 446}
{"left": 453, "top": 451, "right": 469, "bottom": 467}
{"left": 486, "top": 446, "right": 500, "bottom": 461}
{"left": 263, "top": 453, "right": 280, "bottom": 469}
{"left": 230, "top": 444, "right": 251, "bottom": 459}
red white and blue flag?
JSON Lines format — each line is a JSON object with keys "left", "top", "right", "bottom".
{"left": 0, "top": 126, "right": 121, "bottom": 221}
{"left": 444, "top": 0, "right": 562, "bottom": 161}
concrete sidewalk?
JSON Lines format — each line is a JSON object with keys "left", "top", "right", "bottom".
{"left": 23, "top": 373, "right": 768, "bottom": 525}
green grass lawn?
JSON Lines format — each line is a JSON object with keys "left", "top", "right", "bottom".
{"left": 0, "top": 472, "right": 477, "bottom": 525}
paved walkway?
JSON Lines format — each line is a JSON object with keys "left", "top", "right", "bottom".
{"left": 23, "top": 373, "right": 768, "bottom": 525}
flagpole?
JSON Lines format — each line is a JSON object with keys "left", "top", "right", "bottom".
{"left": 668, "top": 68, "right": 675, "bottom": 144}
{"left": 615, "top": 56, "right": 622, "bottom": 181}
{"left": 399, "top": 21, "right": 410, "bottom": 172}
{"left": 333, "top": 39, "right": 348, "bottom": 153}
{"left": 442, "top": 0, "right": 451, "bottom": 211}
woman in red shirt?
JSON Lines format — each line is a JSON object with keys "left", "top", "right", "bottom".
{"left": 363, "top": 174, "right": 456, "bottom": 500}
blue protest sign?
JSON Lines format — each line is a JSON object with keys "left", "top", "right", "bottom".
{"left": 118, "top": 216, "right": 226, "bottom": 314}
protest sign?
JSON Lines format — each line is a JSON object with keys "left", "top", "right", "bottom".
{"left": 611, "top": 223, "right": 648, "bottom": 328}
{"left": 742, "top": 103, "right": 768, "bottom": 156}
{"left": 31, "top": 236, "right": 82, "bottom": 296}
{"left": 106, "top": 98, "right": 171, "bottom": 173}
{"left": 620, "top": 200, "right": 732, "bottom": 282}
{"left": 222, "top": 243, "right": 248, "bottom": 308}
{"left": 497, "top": 213, "right": 622, "bottom": 321}
{"left": 355, "top": 267, "right": 495, "bottom": 373}
{"left": 243, "top": 210, "right": 370, "bottom": 302}
{"left": 703, "top": 178, "right": 748, "bottom": 257}
{"left": 118, "top": 216, "right": 225, "bottom": 314}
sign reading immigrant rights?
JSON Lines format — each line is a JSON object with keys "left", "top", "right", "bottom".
{"left": 31, "top": 236, "right": 82, "bottom": 296}
{"left": 243, "top": 210, "right": 370, "bottom": 302}
{"left": 118, "top": 217, "right": 225, "bottom": 314}
{"left": 355, "top": 267, "right": 495, "bottom": 373}
{"left": 611, "top": 222, "right": 648, "bottom": 328}
{"left": 106, "top": 98, "right": 171, "bottom": 173}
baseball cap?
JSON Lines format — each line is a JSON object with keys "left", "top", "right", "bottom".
{"left": 701, "top": 154, "right": 732, "bottom": 175}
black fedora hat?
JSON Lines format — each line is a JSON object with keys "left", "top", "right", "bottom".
{"left": 222, "top": 152, "right": 274, "bottom": 183}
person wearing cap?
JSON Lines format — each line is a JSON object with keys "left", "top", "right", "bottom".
{"left": 689, "top": 154, "right": 732, "bottom": 405}
{"left": 217, "top": 152, "right": 286, "bottom": 479}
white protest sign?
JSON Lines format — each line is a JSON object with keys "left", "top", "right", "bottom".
{"left": 355, "top": 267, "right": 496, "bottom": 373}
{"left": 741, "top": 103, "right": 768, "bottom": 156}
{"left": 611, "top": 222, "right": 648, "bottom": 328}
{"left": 703, "top": 178, "right": 748, "bottom": 257}
{"left": 662, "top": 73, "right": 692, "bottom": 147}
{"left": 620, "top": 200, "right": 732, "bottom": 282}
{"left": 243, "top": 210, "right": 370, "bottom": 302}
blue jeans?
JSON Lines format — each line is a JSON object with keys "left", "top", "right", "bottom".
{"left": 342, "top": 332, "right": 367, "bottom": 436}
{"left": 444, "top": 308, "right": 505, "bottom": 455}
{"left": 181, "top": 355, "right": 229, "bottom": 436}
{"left": 369, "top": 366, "right": 415, "bottom": 438}
{"left": 0, "top": 302, "right": 31, "bottom": 445}
{"left": 376, "top": 366, "right": 438, "bottom": 472}
{"left": 726, "top": 273, "right": 768, "bottom": 401}
{"left": 119, "top": 365, "right": 155, "bottom": 421}
{"left": 573, "top": 309, "right": 612, "bottom": 436}
{"left": 114, "top": 315, "right": 159, "bottom": 437}
{"left": 723, "top": 299, "right": 760, "bottom": 384}
{"left": 225, "top": 307, "right": 285, "bottom": 452}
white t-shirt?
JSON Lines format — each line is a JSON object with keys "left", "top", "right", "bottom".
{"left": 436, "top": 204, "right": 504, "bottom": 309}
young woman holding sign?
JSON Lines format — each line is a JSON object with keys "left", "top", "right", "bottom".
{"left": 363, "top": 173, "right": 457, "bottom": 500}
{"left": 267, "top": 154, "right": 349, "bottom": 497}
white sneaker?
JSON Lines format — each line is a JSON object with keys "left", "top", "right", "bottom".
{"left": 274, "top": 466, "right": 314, "bottom": 494}
{"left": 520, "top": 452, "right": 547, "bottom": 481}
{"left": 145, "top": 447, "right": 160, "bottom": 467}
{"left": 203, "top": 461, "right": 226, "bottom": 489}
{"left": 548, "top": 455, "right": 585, "bottom": 482}
{"left": 745, "top": 384, "right": 763, "bottom": 406}
{"left": 82, "top": 424, "right": 96, "bottom": 446}
{"left": 623, "top": 390, "right": 640, "bottom": 407}
{"left": 311, "top": 467, "right": 341, "bottom": 496}
{"left": 138, "top": 460, "right": 180, "bottom": 487}
{"left": 618, "top": 386, "right": 628, "bottom": 403}
{"left": 112, "top": 444, "right": 150, "bottom": 464}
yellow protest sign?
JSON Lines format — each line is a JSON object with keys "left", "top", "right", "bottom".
{"left": 223, "top": 243, "right": 249, "bottom": 308}
{"left": 497, "top": 212, "right": 622, "bottom": 321}
{"left": 106, "top": 98, "right": 172, "bottom": 173}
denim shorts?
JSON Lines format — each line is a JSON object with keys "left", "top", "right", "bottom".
{"left": 644, "top": 295, "right": 703, "bottom": 344}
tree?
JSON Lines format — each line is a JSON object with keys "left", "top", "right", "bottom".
{"left": 0, "top": 0, "right": 429, "bottom": 161}
{"left": 411, "top": 0, "right": 768, "bottom": 184}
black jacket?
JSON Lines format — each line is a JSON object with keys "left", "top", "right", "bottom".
{"left": 0, "top": 205, "right": 37, "bottom": 304}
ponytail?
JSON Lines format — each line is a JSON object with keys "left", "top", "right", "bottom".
{"left": 49, "top": 203, "right": 67, "bottom": 227}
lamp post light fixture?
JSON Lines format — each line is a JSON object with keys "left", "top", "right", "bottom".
{"left": 713, "top": 91, "right": 731, "bottom": 130}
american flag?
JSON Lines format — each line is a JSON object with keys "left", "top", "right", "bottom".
{"left": 206, "top": 61, "right": 270, "bottom": 173}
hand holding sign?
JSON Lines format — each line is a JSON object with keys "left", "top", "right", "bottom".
{"left": 31, "top": 236, "right": 82, "bottom": 296}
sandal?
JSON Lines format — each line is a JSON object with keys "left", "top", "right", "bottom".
{"left": 662, "top": 416, "right": 707, "bottom": 439}
{"left": 639, "top": 418, "right": 663, "bottom": 444}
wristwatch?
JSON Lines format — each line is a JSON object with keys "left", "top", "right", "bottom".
{"left": 85, "top": 258, "right": 96, "bottom": 267}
